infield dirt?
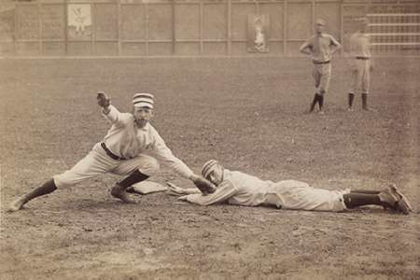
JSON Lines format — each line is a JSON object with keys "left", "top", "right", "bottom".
{"left": 0, "top": 57, "right": 419, "bottom": 279}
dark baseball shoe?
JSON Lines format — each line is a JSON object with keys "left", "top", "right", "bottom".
{"left": 379, "top": 184, "right": 412, "bottom": 214}
{"left": 110, "top": 184, "right": 137, "bottom": 204}
{"left": 387, "top": 184, "right": 413, "bottom": 215}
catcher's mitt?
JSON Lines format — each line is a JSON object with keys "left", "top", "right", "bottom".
{"left": 193, "top": 177, "right": 216, "bottom": 194}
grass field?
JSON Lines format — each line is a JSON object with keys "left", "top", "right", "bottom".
{"left": 0, "top": 57, "right": 419, "bottom": 279}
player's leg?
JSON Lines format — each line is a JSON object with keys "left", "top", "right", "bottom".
{"left": 344, "top": 184, "right": 412, "bottom": 214}
{"left": 343, "top": 193, "right": 382, "bottom": 208}
{"left": 348, "top": 92, "right": 355, "bottom": 111}
{"left": 318, "top": 64, "right": 332, "bottom": 113}
{"left": 348, "top": 67, "right": 357, "bottom": 111}
{"left": 361, "top": 61, "right": 370, "bottom": 110}
{"left": 8, "top": 145, "right": 117, "bottom": 212}
{"left": 310, "top": 93, "right": 320, "bottom": 112}
{"left": 110, "top": 155, "right": 160, "bottom": 203}
{"left": 272, "top": 181, "right": 348, "bottom": 212}
{"left": 318, "top": 90, "right": 325, "bottom": 113}
{"left": 350, "top": 189, "right": 380, "bottom": 194}
{"left": 310, "top": 66, "right": 321, "bottom": 112}
{"left": 8, "top": 179, "right": 57, "bottom": 212}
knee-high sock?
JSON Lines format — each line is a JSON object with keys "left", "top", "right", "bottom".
{"left": 21, "top": 178, "right": 57, "bottom": 205}
{"left": 318, "top": 94, "right": 324, "bottom": 110}
{"left": 348, "top": 93, "right": 355, "bottom": 108}
{"left": 118, "top": 170, "right": 149, "bottom": 189}
{"left": 343, "top": 193, "right": 382, "bottom": 208}
{"left": 310, "top": 94, "right": 320, "bottom": 112}
{"left": 362, "top": 93, "right": 368, "bottom": 109}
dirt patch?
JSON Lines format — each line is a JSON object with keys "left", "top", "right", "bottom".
{"left": 1, "top": 57, "right": 419, "bottom": 279}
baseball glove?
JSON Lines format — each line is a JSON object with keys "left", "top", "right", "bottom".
{"left": 193, "top": 176, "right": 216, "bottom": 194}
{"left": 97, "top": 91, "right": 111, "bottom": 108}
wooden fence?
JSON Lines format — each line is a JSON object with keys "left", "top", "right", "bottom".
{"left": 0, "top": 0, "right": 419, "bottom": 56}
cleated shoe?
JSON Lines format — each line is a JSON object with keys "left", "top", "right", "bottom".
{"left": 110, "top": 184, "right": 137, "bottom": 204}
{"left": 387, "top": 184, "right": 413, "bottom": 215}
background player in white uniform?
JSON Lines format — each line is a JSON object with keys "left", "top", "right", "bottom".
{"left": 300, "top": 19, "right": 341, "bottom": 114}
{"left": 348, "top": 18, "right": 373, "bottom": 111}
{"left": 8, "top": 92, "right": 213, "bottom": 212}
{"left": 168, "top": 160, "right": 412, "bottom": 214}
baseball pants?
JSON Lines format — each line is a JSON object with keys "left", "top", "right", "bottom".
{"left": 350, "top": 59, "right": 370, "bottom": 94}
{"left": 312, "top": 63, "right": 332, "bottom": 95}
{"left": 53, "top": 143, "right": 160, "bottom": 188}
{"left": 272, "top": 180, "right": 349, "bottom": 212}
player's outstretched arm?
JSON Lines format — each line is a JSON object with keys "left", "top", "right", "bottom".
{"left": 189, "top": 174, "right": 216, "bottom": 194}
{"left": 166, "top": 182, "right": 201, "bottom": 196}
{"left": 177, "top": 181, "right": 236, "bottom": 206}
{"left": 97, "top": 91, "right": 111, "bottom": 114}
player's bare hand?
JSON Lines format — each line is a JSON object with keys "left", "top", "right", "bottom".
{"left": 97, "top": 91, "right": 111, "bottom": 108}
{"left": 166, "top": 182, "right": 184, "bottom": 196}
{"left": 178, "top": 195, "right": 189, "bottom": 201}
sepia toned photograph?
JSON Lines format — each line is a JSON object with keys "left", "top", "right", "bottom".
{"left": 0, "top": 0, "right": 419, "bottom": 279}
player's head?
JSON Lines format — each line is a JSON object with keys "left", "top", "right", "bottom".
{"left": 201, "top": 159, "right": 224, "bottom": 186}
{"left": 315, "top": 19, "right": 326, "bottom": 33}
{"left": 132, "top": 93, "right": 154, "bottom": 129}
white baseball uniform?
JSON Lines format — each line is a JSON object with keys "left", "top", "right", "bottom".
{"left": 349, "top": 31, "right": 371, "bottom": 94}
{"left": 183, "top": 170, "right": 349, "bottom": 212}
{"left": 54, "top": 105, "right": 193, "bottom": 188}
{"left": 300, "top": 33, "right": 341, "bottom": 95}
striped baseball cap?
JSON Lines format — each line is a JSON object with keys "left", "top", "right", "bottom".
{"left": 132, "top": 93, "right": 154, "bottom": 109}
{"left": 201, "top": 159, "right": 219, "bottom": 179}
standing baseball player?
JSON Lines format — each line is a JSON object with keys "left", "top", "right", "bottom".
{"left": 8, "top": 92, "right": 214, "bottom": 212}
{"left": 167, "top": 159, "right": 413, "bottom": 214}
{"left": 347, "top": 18, "right": 373, "bottom": 111}
{"left": 299, "top": 19, "right": 342, "bottom": 114}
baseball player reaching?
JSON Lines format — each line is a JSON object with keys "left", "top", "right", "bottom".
{"left": 299, "top": 19, "right": 342, "bottom": 114}
{"left": 8, "top": 92, "right": 214, "bottom": 212}
{"left": 167, "top": 159, "right": 413, "bottom": 215}
{"left": 347, "top": 17, "right": 373, "bottom": 111}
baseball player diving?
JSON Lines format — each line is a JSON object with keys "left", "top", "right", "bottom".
{"left": 167, "top": 159, "right": 413, "bottom": 215}
{"left": 8, "top": 92, "right": 215, "bottom": 212}
{"left": 299, "top": 19, "right": 342, "bottom": 114}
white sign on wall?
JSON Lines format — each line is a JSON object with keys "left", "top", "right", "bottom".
{"left": 67, "top": 4, "right": 92, "bottom": 38}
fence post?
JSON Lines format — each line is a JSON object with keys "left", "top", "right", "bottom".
{"left": 311, "top": 0, "right": 315, "bottom": 28}
{"left": 145, "top": 2, "right": 149, "bottom": 56}
{"left": 284, "top": 0, "right": 287, "bottom": 56}
{"left": 14, "top": 2, "right": 17, "bottom": 55}
{"left": 38, "top": 1, "right": 42, "bottom": 56}
{"left": 172, "top": 0, "right": 176, "bottom": 55}
{"left": 91, "top": 2, "right": 95, "bottom": 55}
{"left": 227, "top": 0, "right": 231, "bottom": 55}
{"left": 340, "top": 0, "right": 343, "bottom": 54}
{"left": 200, "top": 0, "right": 203, "bottom": 55}
{"left": 117, "top": 0, "right": 121, "bottom": 56}
{"left": 64, "top": 0, "right": 67, "bottom": 56}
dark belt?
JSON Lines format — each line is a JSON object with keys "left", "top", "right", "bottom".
{"left": 356, "top": 57, "right": 370, "bottom": 60}
{"left": 101, "top": 142, "right": 127, "bottom": 160}
{"left": 313, "top": 60, "right": 331, "bottom": 64}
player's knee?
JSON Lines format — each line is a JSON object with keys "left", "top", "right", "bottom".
{"left": 140, "top": 158, "right": 160, "bottom": 176}
{"left": 53, "top": 173, "right": 77, "bottom": 188}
